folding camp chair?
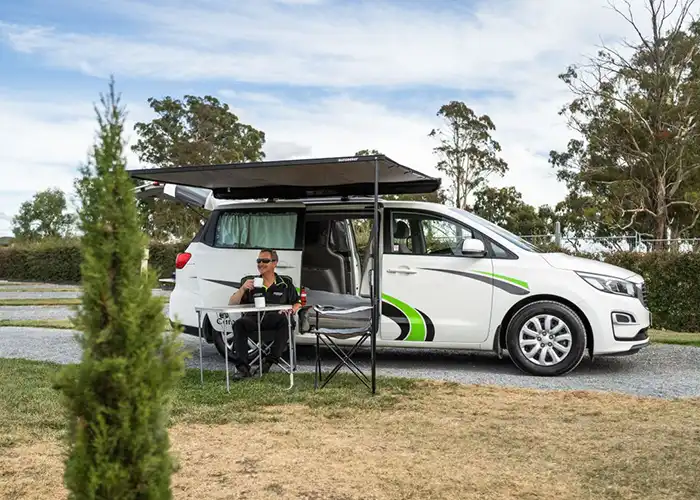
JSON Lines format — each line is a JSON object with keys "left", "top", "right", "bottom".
{"left": 247, "top": 329, "right": 296, "bottom": 374}
{"left": 244, "top": 315, "right": 297, "bottom": 375}
{"left": 305, "top": 303, "right": 374, "bottom": 390}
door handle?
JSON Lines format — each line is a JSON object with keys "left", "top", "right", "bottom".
{"left": 387, "top": 268, "right": 417, "bottom": 275}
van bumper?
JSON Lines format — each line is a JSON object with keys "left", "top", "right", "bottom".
{"left": 587, "top": 295, "right": 652, "bottom": 356}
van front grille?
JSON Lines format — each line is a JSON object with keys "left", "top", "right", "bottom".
{"left": 637, "top": 283, "right": 648, "bottom": 308}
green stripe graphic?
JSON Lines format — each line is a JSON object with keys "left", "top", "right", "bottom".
{"left": 382, "top": 293, "right": 425, "bottom": 341}
{"left": 474, "top": 271, "right": 529, "bottom": 290}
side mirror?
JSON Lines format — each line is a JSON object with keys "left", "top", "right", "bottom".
{"left": 461, "top": 238, "right": 486, "bottom": 257}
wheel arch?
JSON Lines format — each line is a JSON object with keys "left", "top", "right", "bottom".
{"left": 495, "top": 294, "right": 593, "bottom": 357}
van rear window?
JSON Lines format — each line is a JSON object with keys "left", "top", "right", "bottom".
{"left": 214, "top": 211, "right": 298, "bottom": 249}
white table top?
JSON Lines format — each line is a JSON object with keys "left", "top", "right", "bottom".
{"left": 195, "top": 303, "right": 293, "bottom": 314}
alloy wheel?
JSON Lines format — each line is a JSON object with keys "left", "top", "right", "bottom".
{"left": 518, "top": 314, "right": 572, "bottom": 366}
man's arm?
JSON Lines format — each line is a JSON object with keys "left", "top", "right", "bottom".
{"left": 229, "top": 278, "right": 252, "bottom": 305}
{"left": 228, "top": 287, "right": 247, "bottom": 305}
{"left": 287, "top": 280, "right": 302, "bottom": 314}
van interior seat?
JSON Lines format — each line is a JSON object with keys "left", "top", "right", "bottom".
{"left": 394, "top": 220, "right": 411, "bottom": 253}
{"left": 301, "top": 220, "right": 346, "bottom": 294}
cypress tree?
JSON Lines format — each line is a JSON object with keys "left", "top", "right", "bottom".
{"left": 55, "top": 77, "right": 185, "bottom": 499}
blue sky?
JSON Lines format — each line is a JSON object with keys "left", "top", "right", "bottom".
{"left": 0, "top": 0, "right": 648, "bottom": 236}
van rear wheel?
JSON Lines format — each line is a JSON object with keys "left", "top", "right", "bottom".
{"left": 212, "top": 323, "right": 236, "bottom": 360}
{"left": 505, "top": 300, "right": 587, "bottom": 376}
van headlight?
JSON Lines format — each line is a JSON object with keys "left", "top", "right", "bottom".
{"left": 575, "top": 272, "right": 637, "bottom": 297}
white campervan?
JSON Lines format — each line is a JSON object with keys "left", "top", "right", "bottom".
{"left": 131, "top": 155, "right": 651, "bottom": 376}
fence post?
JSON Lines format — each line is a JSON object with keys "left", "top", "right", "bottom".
{"left": 554, "top": 221, "right": 562, "bottom": 248}
{"left": 141, "top": 247, "right": 149, "bottom": 274}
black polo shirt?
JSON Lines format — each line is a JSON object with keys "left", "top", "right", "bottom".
{"left": 240, "top": 273, "right": 300, "bottom": 307}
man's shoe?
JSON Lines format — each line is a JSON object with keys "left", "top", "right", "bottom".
{"left": 261, "top": 359, "right": 275, "bottom": 374}
{"left": 232, "top": 365, "right": 252, "bottom": 380}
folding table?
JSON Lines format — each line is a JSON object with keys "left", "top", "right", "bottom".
{"left": 194, "top": 304, "right": 295, "bottom": 392}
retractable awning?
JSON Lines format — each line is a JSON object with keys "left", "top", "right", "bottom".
{"left": 127, "top": 155, "right": 440, "bottom": 200}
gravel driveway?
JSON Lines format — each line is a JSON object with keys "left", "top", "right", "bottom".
{"left": 1, "top": 326, "right": 698, "bottom": 400}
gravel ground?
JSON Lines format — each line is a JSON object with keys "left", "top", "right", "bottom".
{"left": 1, "top": 326, "right": 698, "bottom": 400}
{"left": 0, "top": 306, "right": 77, "bottom": 321}
{"left": 0, "top": 281, "right": 81, "bottom": 289}
{"left": 0, "top": 291, "right": 82, "bottom": 299}
{"left": 0, "top": 306, "right": 169, "bottom": 321}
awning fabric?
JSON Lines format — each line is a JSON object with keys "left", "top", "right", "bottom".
{"left": 127, "top": 155, "right": 441, "bottom": 200}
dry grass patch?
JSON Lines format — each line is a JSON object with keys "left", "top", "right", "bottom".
{"left": 1, "top": 373, "right": 699, "bottom": 500}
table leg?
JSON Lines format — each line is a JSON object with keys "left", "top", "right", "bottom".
{"left": 287, "top": 313, "right": 294, "bottom": 390}
{"left": 223, "top": 315, "right": 230, "bottom": 393}
{"left": 257, "top": 311, "right": 263, "bottom": 378}
{"left": 197, "top": 310, "right": 203, "bottom": 385}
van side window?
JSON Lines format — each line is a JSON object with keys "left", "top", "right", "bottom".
{"left": 390, "top": 212, "right": 476, "bottom": 256}
{"left": 214, "top": 211, "right": 298, "bottom": 249}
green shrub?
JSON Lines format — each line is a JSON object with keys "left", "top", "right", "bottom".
{"left": 53, "top": 79, "right": 185, "bottom": 499}
{"left": 0, "top": 240, "right": 186, "bottom": 284}
{"left": 148, "top": 241, "right": 188, "bottom": 279}
{"left": 0, "top": 238, "right": 81, "bottom": 283}
{"left": 602, "top": 251, "right": 700, "bottom": 332}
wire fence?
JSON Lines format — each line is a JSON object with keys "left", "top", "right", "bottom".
{"left": 518, "top": 231, "right": 700, "bottom": 253}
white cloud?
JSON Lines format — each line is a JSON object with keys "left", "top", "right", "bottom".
{"left": 1, "top": 0, "right": 692, "bottom": 237}
{"left": 0, "top": 0, "right": 656, "bottom": 88}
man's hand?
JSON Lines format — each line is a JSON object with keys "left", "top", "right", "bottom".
{"left": 281, "top": 304, "right": 300, "bottom": 316}
{"left": 241, "top": 279, "right": 254, "bottom": 291}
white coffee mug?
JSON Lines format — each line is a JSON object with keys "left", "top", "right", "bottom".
{"left": 253, "top": 277, "right": 263, "bottom": 288}
{"left": 254, "top": 296, "right": 266, "bottom": 308}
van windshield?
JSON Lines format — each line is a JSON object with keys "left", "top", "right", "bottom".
{"left": 448, "top": 207, "right": 544, "bottom": 253}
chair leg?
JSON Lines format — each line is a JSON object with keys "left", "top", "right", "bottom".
{"left": 318, "top": 334, "right": 371, "bottom": 390}
{"left": 314, "top": 332, "right": 321, "bottom": 390}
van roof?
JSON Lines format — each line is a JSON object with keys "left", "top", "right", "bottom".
{"left": 127, "top": 154, "right": 441, "bottom": 200}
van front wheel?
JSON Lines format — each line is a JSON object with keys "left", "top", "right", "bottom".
{"left": 505, "top": 301, "right": 587, "bottom": 376}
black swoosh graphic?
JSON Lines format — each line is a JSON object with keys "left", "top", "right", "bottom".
{"left": 417, "top": 308, "right": 435, "bottom": 341}
{"left": 381, "top": 300, "right": 411, "bottom": 341}
{"left": 419, "top": 268, "right": 529, "bottom": 296}
{"left": 202, "top": 278, "right": 241, "bottom": 288}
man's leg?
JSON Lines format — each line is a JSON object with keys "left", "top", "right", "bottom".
{"left": 259, "top": 313, "right": 289, "bottom": 372}
{"left": 232, "top": 315, "right": 258, "bottom": 378}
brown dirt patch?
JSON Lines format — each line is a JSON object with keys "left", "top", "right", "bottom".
{"left": 2, "top": 383, "right": 699, "bottom": 500}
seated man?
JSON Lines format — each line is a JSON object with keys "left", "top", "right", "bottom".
{"left": 228, "top": 248, "right": 301, "bottom": 379}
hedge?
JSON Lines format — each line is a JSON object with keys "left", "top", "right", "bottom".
{"left": 0, "top": 240, "right": 187, "bottom": 285}
{"left": 1, "top": 241, "right": 699, "bottom": 332}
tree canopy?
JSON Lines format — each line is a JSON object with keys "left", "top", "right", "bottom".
{"left": 11, "top": 188, "right": 75, "bottom": 242}
{"left": 131, "top": 95, "right": 266, "bottom": 241}
{"left": 428, "top": 101, "right": 508, "bottom": 210}
{"left": 550, "top": 0, "right": 700, "bottom": 249}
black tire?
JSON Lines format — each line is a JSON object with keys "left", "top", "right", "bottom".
{"left": 505, "top": 300, "right": 587, "bottom": 376}
{"left": 211, "top": 318, "right": 236, "bottom": 359}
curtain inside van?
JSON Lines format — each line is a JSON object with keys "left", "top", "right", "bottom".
{"left": 215, "top": 212, "right": 297, "bottom": 249}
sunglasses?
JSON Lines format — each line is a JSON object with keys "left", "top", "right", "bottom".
{"left": 256, "top": 258, "right": 276, "bottom": 264}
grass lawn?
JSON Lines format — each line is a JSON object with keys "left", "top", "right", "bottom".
{"left": 649, "top": 329, "right": 700, "bottom": 347}
{"left": 0, "top": 359, "right": 699, "bottom": 499}
{"left": 0, "top": 298, "right": 82, "bottom": 306}
{"left": 0, "top": 319, "right": 74, "bottom": 329}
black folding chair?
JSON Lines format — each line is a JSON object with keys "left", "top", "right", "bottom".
{"left": 305, "top": 303, "right": 374, "bottom": 390}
